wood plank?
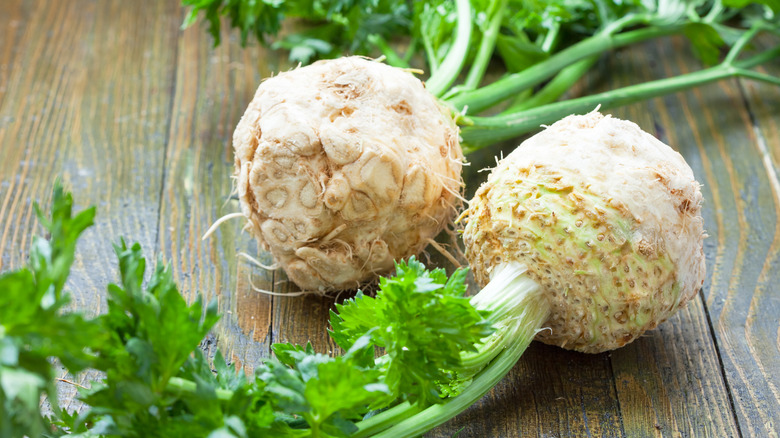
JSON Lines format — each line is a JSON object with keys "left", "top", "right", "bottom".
{"left": 624, "top": 35, "right": 780, "bottom": 437}
{"left": 0, "top": 0, "right": 181, "bottom": 412}
{"left": 158, "top": 9, "right": 287, "bottom": 373}
{"left": 0, "top": 0, "right": 29, "bottom": 110}
{"left": 273, "top": 292, "right": 343, "bottom": 355}
{"left": 437, "top": 343, "right": 624, "bottom": 437}
{"left": 0, "top": 0, "right": 181, "bottom": 306}
{"left": 0, "top": 1, "right": 82, "bottom": 270}
{"left": 593, "top": 37, "right": 743, "bottom": 438}
{"left": 717, "top": 34, "right": 780, "bottom": 437}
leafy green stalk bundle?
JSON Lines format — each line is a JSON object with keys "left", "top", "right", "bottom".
{"left": 1, "top": 186, "right": 546, "bottom": 437}
{"left": 182, "top": 0, "right": 780, "bottom": 152}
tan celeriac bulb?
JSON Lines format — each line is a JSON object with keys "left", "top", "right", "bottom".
{"left": 233, "top": 57, "right": 463, "bottom": 292}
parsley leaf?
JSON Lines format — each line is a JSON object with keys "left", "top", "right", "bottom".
{"left": 176, "top": 349, "right": 280, "bottom": 436}
{"left": 684, "top": 22, "right": 726, "bottom": 65}
{"left": 0, "top": 182, "right": 103, "bottom": 438}
{"left": 259, "top": 338, "right": 390, "bottom": 437}
{"left": 3, "top": 185, "right": 498, "bottom": 437}
{"left": 330, "top": 258, "right": 494, "bottom": 406}
{"left": 181, "top": 0, "right": 411, "bottom": 63}
{"left": 75, "top": 240, "right": 220, "bottom": 434}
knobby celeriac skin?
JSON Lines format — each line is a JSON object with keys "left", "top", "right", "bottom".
{"left": 233, "top": 57, "right": 463, "bottom": 292}
{"left": 463, "top": 111, "right": 706, "bottom": 353}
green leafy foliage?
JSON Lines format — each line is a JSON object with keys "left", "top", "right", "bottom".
{"left": 684, "top": 22, "right": 726, "bottom": 65}
{"left": 181, "top": 0, "right": 411, "bottom": 63}
{"left": 330, "top": 258, "right": 494, "bottom": 405}
{"left": 182, "top": 0, "right": 778, "bottom": 110}
{"left": 74, "top": 240, "right": 221, "bottom": 435}
{"left": 2, "top": 186, "right": 497, "bottom": 437}
{"left": 723, "top": 0, "right": 780, "bottom": 14}
{"left": 413, "top": 0, "right": 458, "bottom": 68}
{"left": 174, "top": 349, "right": 281, "bottom": 437}
{"left": 256, "top": 339, "right": 390, "bottom": 437}
{"left": 0, "top": 183, "right": 103, "bottom": 438}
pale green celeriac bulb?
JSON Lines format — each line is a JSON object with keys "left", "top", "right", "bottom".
{"left": 463, "top": 111, "right": 706, "bottom": 353}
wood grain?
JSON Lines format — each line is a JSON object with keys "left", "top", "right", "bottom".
{"left": 0, "top": 0, "right": 182, "bottom": 412}
{"left": 1, "top": 1, "right": 779, "bottom": 436}
{"left": 654, "top": 38, "right": 780, "bottom": 438}
{"left": 719, "top": 35, "right": 780, "bottom": 438}
{"left": 601, "top": 37, "right": 742, "bottom": 438}
{"left": 0, "top": 0, "right": 181, "bottom": 304}
{"left": 158, "top": 11, "right": 287, "bottom": 373}
{"left": 437, "top": 343, "right": 624, "bottom": 437}
{"left": 0, "top": 0, "right": 26, "bottom": 110}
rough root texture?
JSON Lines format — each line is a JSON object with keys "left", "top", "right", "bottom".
{"left": 233, "top": 57, "right": 463, "bottom": 292}
{"left": 462, "top": 112, "right": 705, "bottom": 353}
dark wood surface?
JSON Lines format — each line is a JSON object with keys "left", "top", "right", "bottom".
{"left": 1, "top": 1, "right": 778, "bottom": 436}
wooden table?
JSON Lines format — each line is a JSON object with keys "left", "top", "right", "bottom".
{"left": 1, "top": 1, "right": 778, "bottom": 436}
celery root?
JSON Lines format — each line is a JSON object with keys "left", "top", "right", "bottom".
{"left": 463, "top": 111, "right": 705, "bottom": 353}
{"left": 233, "top": 57, "right": 463, "bottom": 292}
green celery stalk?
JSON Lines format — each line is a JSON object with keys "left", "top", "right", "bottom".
{"left": 446, "top": 24, "right": 684, "bottom": 113}
{"left": 353, "top": 263, "right": 549, "bottom": 438}
{"left": 460, "top": 38, "right": 780, "bottom": 152}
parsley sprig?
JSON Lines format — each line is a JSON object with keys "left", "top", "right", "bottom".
{"left": 0, "top": 184, "right": 101, "bottom": 437}
{"left": 330, "top": 264, "right": 493, "bottom": 407}
{"left": 3, "top": 185, "right": 536, "bottom": 437}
